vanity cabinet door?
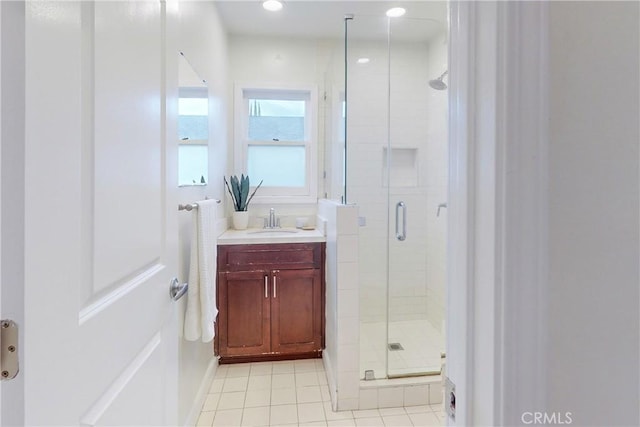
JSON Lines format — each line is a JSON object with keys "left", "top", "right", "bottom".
{"left": 270, "top": 268, "right": 323, "bottom": 354}
{"left": 217, "top": 270, "right": 271, "bottom": 357}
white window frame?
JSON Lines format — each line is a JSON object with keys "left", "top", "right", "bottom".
{"left": 234, "top": 83, "right": 318, "bottom": 204}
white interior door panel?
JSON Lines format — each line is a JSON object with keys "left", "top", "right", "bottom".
{"left": 23, "top": 1, "right": 178, "bottom": 425}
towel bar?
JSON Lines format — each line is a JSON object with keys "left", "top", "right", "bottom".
{"left": 178, "top": 199, "right": 221, "bottom": 211}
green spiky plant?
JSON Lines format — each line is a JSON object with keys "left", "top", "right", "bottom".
{"left": 224, "top": 174, "right": 263, "bottom": 212}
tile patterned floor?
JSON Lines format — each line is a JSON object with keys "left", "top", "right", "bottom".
{"left": 196, "top": 359, "right": 446, "bottom": 427}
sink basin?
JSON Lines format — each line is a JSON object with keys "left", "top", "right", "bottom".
{"left": 247, "top": 228, "right": 299, "bottom": 234}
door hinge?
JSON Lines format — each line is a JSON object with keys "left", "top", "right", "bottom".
{"left": 1, "top": 320, "right": 19, "bottom": 381}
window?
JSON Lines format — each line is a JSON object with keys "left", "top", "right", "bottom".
{"left": 178, "top": 87, "right": 208, "bottom": 186}
{"left": 235, "top": 85, "right": 318, "bottom": 202}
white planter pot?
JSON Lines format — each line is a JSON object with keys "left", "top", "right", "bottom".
{"left": 232, "top": 211, "right": 249, "bottom": 230}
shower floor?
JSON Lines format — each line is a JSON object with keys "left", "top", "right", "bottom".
{"left": 360, "top": 319, "right": 445, "bottom": 379}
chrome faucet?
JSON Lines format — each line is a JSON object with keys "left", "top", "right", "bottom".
{"left": 264, "top": 208, "right": 281, "bottom": 229}
{"left": 269, "top": 208, "right": 276, "bottom": 228}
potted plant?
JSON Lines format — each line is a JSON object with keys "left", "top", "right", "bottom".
{"left": 224, "top": 174, "right": 263, "bottom": 230}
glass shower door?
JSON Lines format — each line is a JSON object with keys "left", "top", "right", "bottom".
{"left": 347, "top": 12, "right": 447, "bottom": 380}
{"left": 386, "top": 15, "right": 446, "bottom": 377}
{"left": 387, "top": 17, "right": 448, "bottom": 378}
{"left": 344, "top": 14, "right": 390, "bottom": 380}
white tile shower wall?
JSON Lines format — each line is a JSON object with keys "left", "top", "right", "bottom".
{"left": 335, "top": 204, "right": 360, "bottom": 410}
{"left": 318, "top": 200, "right": 361, "bottom": 411}
{"left": 346, "top": 35, "right": 448, "bottom": 383}
{"left": 359, "top": 378, "right": 443, "bottom": 410}
{"left": 388, "top": 43, "right": 432, "bottom": 324}
{"left": 312, "top": 30, "right": 447, "bottom": 412}
{"left": 318, "top": 200, "right": 338, "bottom": 410}
{"left": 348, "top": 41, "right": 433, "bottom": 328}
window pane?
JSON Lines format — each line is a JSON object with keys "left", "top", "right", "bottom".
{"left": 178, "top": 145, "right": 208, "bottom": 186}
{"left": 247, "top": 145, "right": 306, "bottom": 187}
{"left": 179, "top": 98, "right": 208, "bottom": 115}
{"left": 248, "top": 99, "right": 305, "bottom": 141}
{"left": 179, "top": 98, "right": 208, "bottom": 141}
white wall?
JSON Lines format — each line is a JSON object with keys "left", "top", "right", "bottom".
{"left": 318, "top": 200, "right": 339, "bottom": 410}
{"left": 547, "top": 2, "right": 639, "bottom": 425}
{"left": 176, "top": 2, "right": 228, "bottom": 425}
{"left": 227, "top": 35, "right": 335, "bottom": 223}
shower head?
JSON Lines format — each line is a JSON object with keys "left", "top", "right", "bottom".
{"left": 429, "top": 70, "right": 448, "bottom": 90}
{"left": 429, "top": 79, "right": 447, "bottom": 90}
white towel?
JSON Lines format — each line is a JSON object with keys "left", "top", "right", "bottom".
{"left": 184, "top": 199, "right": 218, "bottom": 342}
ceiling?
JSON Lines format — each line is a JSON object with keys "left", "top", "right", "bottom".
{"left": 214, "top": 1, "right": 448, "bottom": 42}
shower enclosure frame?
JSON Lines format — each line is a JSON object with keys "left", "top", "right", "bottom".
{"left": 343, "top": 12, "right": 448, "bottom": 381}
{"left": 322, "top": 0, "right": 549, "bottom": 419}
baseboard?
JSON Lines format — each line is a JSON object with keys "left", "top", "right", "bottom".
{"left": 322, "top": 352, "right": 338, "bottom": 411}
{"left": 184, "top": 357, "right": 218, "bottom": 427}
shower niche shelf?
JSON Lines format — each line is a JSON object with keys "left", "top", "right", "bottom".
{"left": 382, "top": 147, "right": 419, "bottom": 187}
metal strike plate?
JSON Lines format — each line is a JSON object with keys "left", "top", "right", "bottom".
{"left": 1, "top": 320, "right": 19, "bottom": 381}
{"left": 445, "top": 376, "right": 456, "bottom": 421}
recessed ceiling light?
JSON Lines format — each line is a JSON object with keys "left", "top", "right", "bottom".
{"left": 357, "top": 58, "right": 370, "bottom": 64}
{"left": 386, "top": 7, "right": 406, "bottom": 18}
{"left": 263, "top": 0, "right": 283, "bottom": 12}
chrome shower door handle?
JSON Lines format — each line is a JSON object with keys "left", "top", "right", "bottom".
{"left": 396, "top": 201, "right": 407, "bottom": 241}
{"left": 169, "top": 277, "right": 188, "bottom": 301}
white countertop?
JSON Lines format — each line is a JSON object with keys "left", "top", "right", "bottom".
{"left": 217, "top": 228, "right": 326, "bottom": 245}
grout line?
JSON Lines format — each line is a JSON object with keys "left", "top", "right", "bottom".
{"left": 203, "top": 361, "right": 445, "bottom": 427}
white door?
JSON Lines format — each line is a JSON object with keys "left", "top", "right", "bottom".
{"left": 22, "top": 1, "right": 179, "bottom": 425}
{"left": 1, "top": 1, "right": 28, "bottom": 425}
{"left": 0, "top": 3, "right": 3, "bottom": 417}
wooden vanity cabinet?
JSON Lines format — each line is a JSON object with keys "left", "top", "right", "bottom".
{"left": 216, "top": 242, "right": 325, "bottom": 363}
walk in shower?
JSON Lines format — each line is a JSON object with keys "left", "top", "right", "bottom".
{"left": 325, "top": 6, "right": 448, "bottom": 380}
